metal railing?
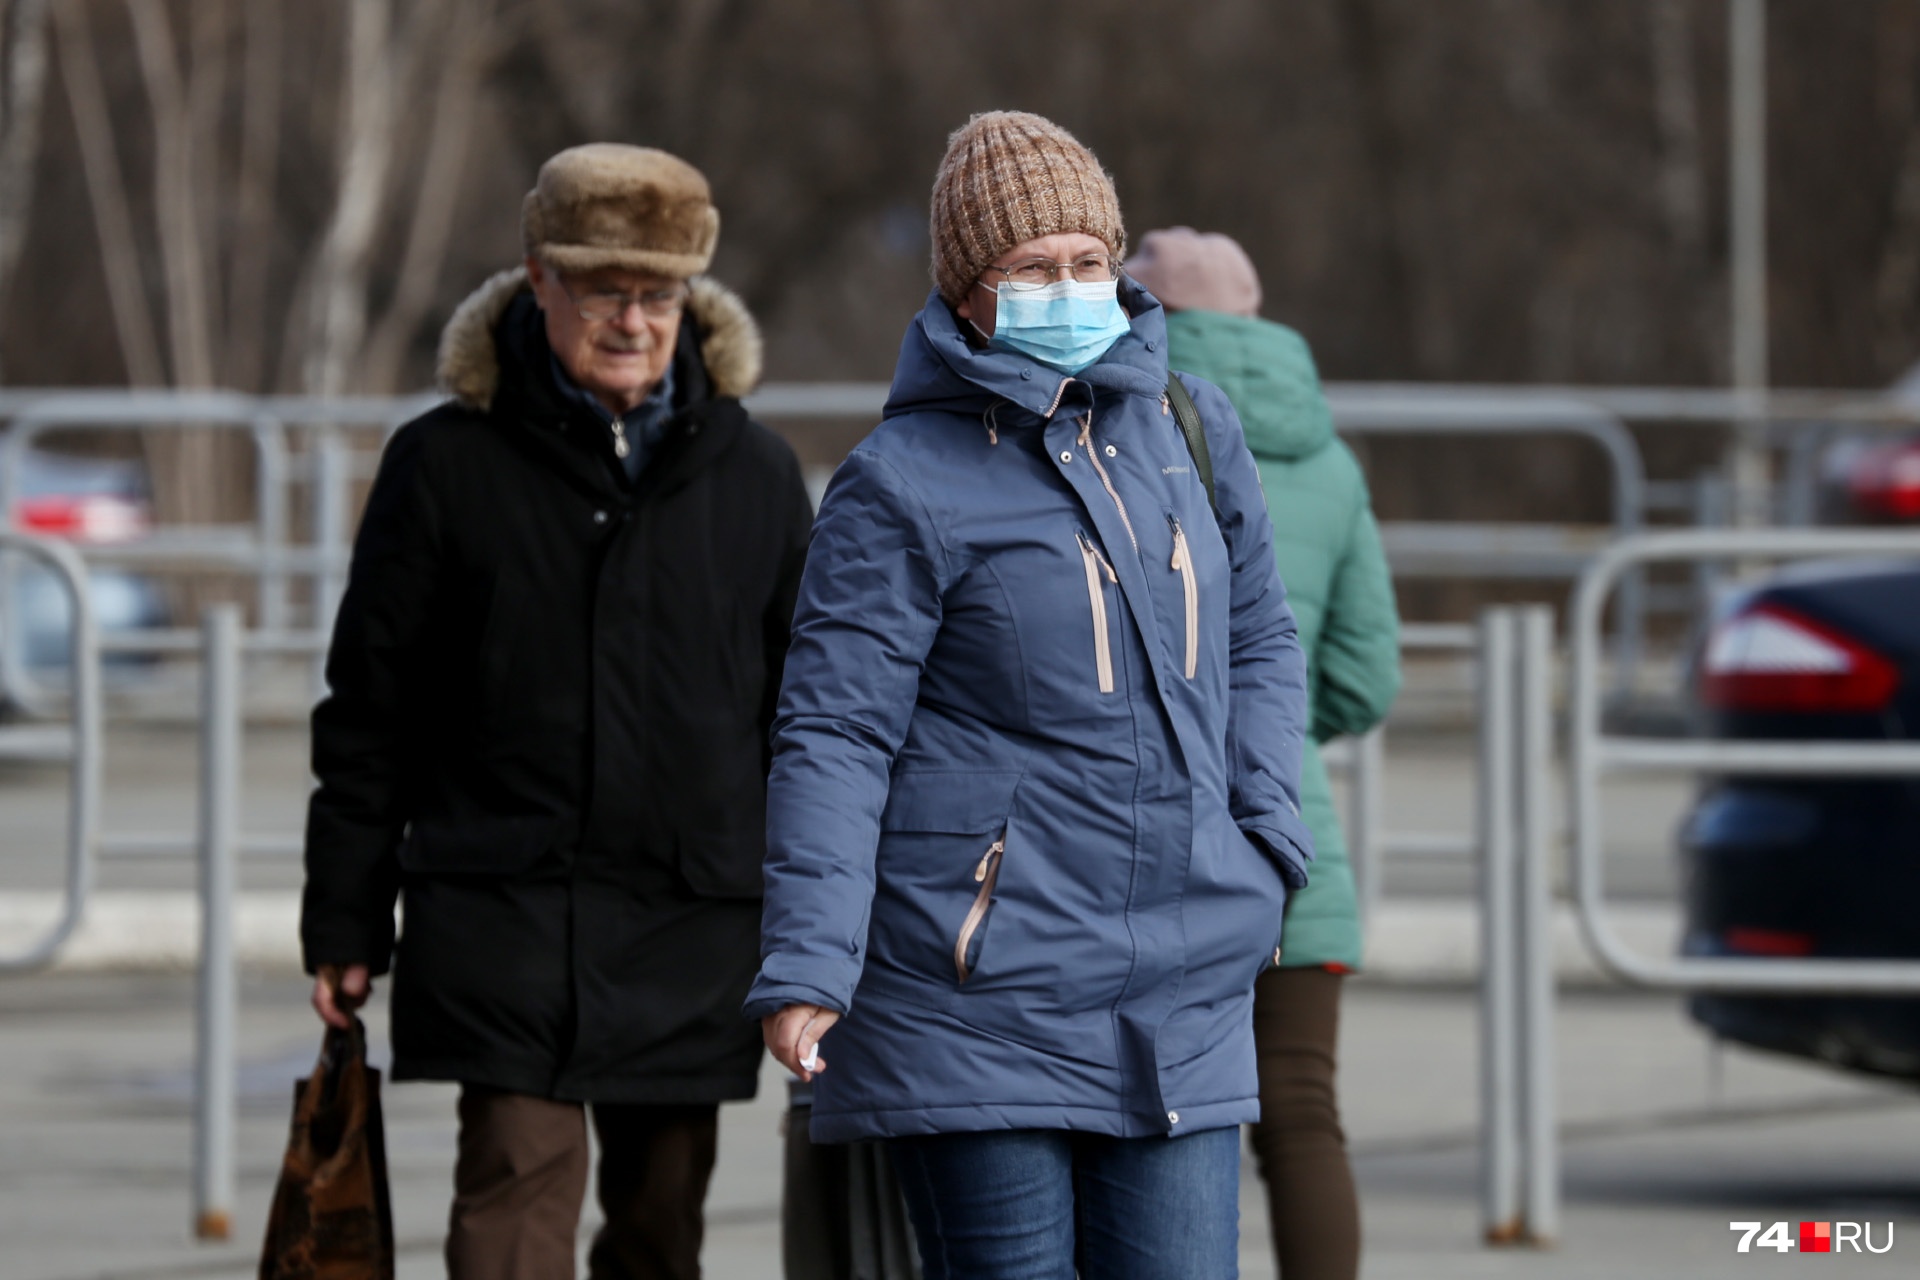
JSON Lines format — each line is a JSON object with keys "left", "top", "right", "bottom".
{"left": 1325, "top": 622, "right": 1480, "bottom": 933}
{"left": 0, "top": 532, "right": 101, "bottom": 974}
{"left": 0, "top": 395, "right": 391, "bottom": 712}
{"left": 11, "top": 381, "right": 1915, "bottom": 714}
{"left": 1475, "top": 606, "right": 1558, "bottom": 1245}
{"left": 1569, "top": 528, "right": 1920, "bottom": 992}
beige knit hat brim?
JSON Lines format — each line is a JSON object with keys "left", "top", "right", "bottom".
{"left": 929, "top": 111, "right": 1126, "bottom": 307}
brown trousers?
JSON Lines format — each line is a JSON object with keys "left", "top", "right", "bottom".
{"left": 446, "top": 1086, "right": 718, "bottom": 1280}
{"left": 1248, "top": 966, "right": 1360, "bottom": 1280}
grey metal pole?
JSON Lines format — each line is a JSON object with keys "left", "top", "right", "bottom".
{"left": 1516, "top": 607, "right": 1560, "bottom": 1243}
{"left": 193, "top": 604, "right": 241, "bottom": 1241}
{"left": 1349, "top": 726, "right": 1385, "bottom": 935}
{"left": 311, "top": 432, "right": 351, "bottom": 700}
{"left": 1729, "top": 0, "right": 1771, "bottom": 525}
{"left": 254, "top": 417, "right": 291, "bottom": 633}
{"left": 1477, "top": 609, "right": 1522, "bottom": 1243}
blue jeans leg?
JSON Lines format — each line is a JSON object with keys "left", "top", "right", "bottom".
{"left": 888, "top": 1127, "right": 1240, "bottom": 1280}
{"left": 1074, "top": 1126, "right": 1240, "bottom": 1280}
{"left": 889, "top": 1130, "right": 1076, "bottom": 1280}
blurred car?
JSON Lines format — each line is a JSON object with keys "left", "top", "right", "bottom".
{"left": 2, "top": 447, "right": 169, "bottom": 707}
{"left": 1679, "top": 557, "right": 1920, "bottom": 1080}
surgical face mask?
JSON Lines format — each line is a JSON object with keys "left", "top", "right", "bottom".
{"left": 985, "top": 279, "right": 1131, "bottom": 375}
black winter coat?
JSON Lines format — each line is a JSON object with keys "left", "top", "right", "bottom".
{"left": 301, "top": 268, "right": 813, "bottom": 1103}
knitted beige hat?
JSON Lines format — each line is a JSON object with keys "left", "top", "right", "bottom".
{"left": 521, "top": 143, "right": 719, "bottom": 278}
{"left": 929, "top": 111, "right": 1126, "bottom": 307}
{"left": 1125, "top": 227, "right": 1262, "bottom": 317}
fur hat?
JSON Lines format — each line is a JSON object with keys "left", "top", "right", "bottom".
{"left": 1125, "top": 227, "right": 1262, "bottom": 317}
{"left": 521, "top": 143, "right": 719, "bottom": 278}
{"left": 928, "top": 111, "right": 1126, "bottom": 307}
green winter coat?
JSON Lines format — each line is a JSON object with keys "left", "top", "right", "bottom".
{"left": 1164, "top": 309, "right": 1400, "bottom": 969}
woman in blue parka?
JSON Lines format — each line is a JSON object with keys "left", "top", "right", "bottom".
{"left": 745, "top": 112, "right": 1314, "bottom": 1279}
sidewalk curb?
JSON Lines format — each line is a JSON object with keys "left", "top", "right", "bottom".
{"left": 0, "top": 891, "right": 1682, "bottom": 983}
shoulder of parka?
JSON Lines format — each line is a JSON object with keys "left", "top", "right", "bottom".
{"left": 435, "top": 267, "right": 765, "bottom": 411}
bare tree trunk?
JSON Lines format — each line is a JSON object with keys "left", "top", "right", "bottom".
{"left": 187, "top": 0, "right": 228, "bottom": 369}
{"left": 359, "top": 0, "right": 498, "bottom": 394}
{"left": 53, "top": 0, "right": 164, "bottom": 386}
{"left": 125, "top": 0, "right": 252, "bottom": 622}
{"left": 1650, "top": 0, "right": 1707, "bottom": 257}
{"left": 0, "top": 0, "right": 52, "bottom": 371}
{"left": 226, "top": 0, "right": 280, "bottom": 393}
{"left": 1332, "top": 0, "right": 1421, "bottom": 376}
{"left": 302, "top": 0, "right": 395, "bottom": 396}
{"left": 1875, "top": 128, "right": 1920, "bottom": 370}
{"left": 124, "top": 0, "right": 215, "bottom": 387}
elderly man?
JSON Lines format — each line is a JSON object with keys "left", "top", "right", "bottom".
{"left": 300, "top": 144, "right": 812, "bottom": 1279}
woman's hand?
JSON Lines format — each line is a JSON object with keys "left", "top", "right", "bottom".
{"left": 763, "top": 1003, "right": 841, "bottom": 1082}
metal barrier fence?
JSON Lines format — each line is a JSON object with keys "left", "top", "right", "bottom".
{"left": 8, "top": 381, "right": 1919, "bottom": 716}
{"left": 1326, "top": 622, "right": 1480, "bottom": 933}
{"left": 1448, "top": 527, "right": 1920, "bottom": 1252}
{"left": 0, "top": 532, "right": 101, "bottom": 974}
{"left": 1569, "top": 528, "right": 1920, "bottom": 993}
{"left": 0, "top": 383, "right": 1653, "bottom": 713}
{"left": 0, "top": 391, "right": 423, "bottom": 713}
{"left": 1475, "top": 606, "right": 1558, "bottom": 1245}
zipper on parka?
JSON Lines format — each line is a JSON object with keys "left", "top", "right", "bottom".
{"left": 1168, "top": 514, "right": 1199, "bottom": 679}
{"left": 1076, "top": 414, "right": 1137, "bottom": 551}
{"left": 610, "top": 419, "right": 631, "bottom": 459}
{"left": 1076, "top": 531, "right": 1117, "bottom": 693}
{"left": 954, "top": 835, "right": 1006, "bottom": 984}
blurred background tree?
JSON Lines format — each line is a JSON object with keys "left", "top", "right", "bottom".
{"left": 4, "top": 0, "right": 1920, "bottom": 571}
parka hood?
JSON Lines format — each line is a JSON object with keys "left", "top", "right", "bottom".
{"left": 436, "top": 267, "right": 764, "bottom": 410}
{"left": 1161, "top": 310, "right": 1332, "bottom": 463}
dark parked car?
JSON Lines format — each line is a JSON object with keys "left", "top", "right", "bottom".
{"left": 1680, "top": 557, "right": 1920, "bottom": 1080}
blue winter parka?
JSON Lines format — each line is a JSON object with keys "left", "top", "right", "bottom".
{"left": 745, "top": 282, "right": 1314, "bottom": 1143}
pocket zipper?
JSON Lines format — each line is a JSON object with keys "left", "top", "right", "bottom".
{"left": 1076, "top": 531, "right": 1117, "bottom": 693}
{"left": 1168, "top": 514, "right": 1198, "bottom": 679}
{"left": 954, "top": 836, "right": 1006, "bottom": 984}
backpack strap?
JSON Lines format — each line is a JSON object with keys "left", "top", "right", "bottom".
{"left": 1165, "top": 374, "right": 1216, "bottom": 512}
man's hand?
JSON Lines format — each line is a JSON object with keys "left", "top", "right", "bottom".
{"left": 763, "top": 1003, "right": 841, "bottom": 1082}
{"left": 312, "top": 963, "right": 372, "bottom": 1029}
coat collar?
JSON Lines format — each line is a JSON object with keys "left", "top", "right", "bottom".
{"left": 882, "top": 278, "right": 1171, "bottom": 428}
{"left": 436, "top": 266, "right": 764, "bottom": 411}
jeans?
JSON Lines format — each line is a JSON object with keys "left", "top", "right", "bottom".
{"left": 888, "top": 1126, "right": 1241, "bottom": 1280}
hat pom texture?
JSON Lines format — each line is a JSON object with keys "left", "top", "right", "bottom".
{"left": 930, "top": 112, "right": 1126, "bottom": 307}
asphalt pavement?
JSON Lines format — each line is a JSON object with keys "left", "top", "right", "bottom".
{"left": 4, "top": 694, "right": 1916, "bottom": 1277}
{"left": 2, "top": 972, "right": 1916, "bottom": 1280}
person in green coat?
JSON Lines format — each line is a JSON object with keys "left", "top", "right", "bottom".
{"left": 1130, "top": 228, "right": 1401, "bottom": 1280}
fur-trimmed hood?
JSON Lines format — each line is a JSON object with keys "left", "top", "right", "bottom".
{"left": 435, "top": 267, "right": 764, "bottom": 411}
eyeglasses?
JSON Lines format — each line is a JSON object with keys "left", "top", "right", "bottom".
{"left": 556, "top": 275, "right": 690, "bottom": 322}
{"left": 979, "top": 253, "right": 1117, "bottom": 293}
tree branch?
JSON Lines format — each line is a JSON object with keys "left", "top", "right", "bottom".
{"left": 0, "top": 0, "right": 51, "bottom": 350}
{"left": 359, "top": 0, "right": 502, "bottom": 393}
{"left": 301, "top": 0, "right": 396, "bottom": 395}
{"left": 53, "top": 0, "right": 164, "bottom": 385}
{"left": 125, "top": 0, "right": 215, "bottom": 386}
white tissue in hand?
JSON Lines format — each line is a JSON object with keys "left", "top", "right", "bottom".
{"left": 799, "top": 1045, "right": 819, "bottom": 1072}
